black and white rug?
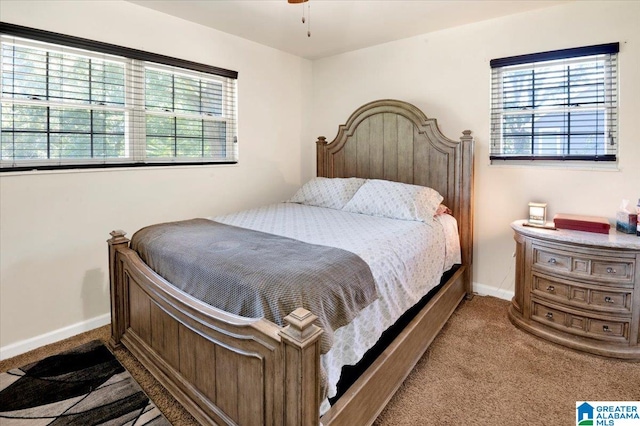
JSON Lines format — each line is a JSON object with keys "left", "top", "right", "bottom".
{"left": 0, "top": 340, "right": 170, "bottom": 425}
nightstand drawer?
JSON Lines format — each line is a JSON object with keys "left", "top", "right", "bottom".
{"left": 532, "top": 275, "right": 633, "bottom": 314}
{"left": 532, "top": 244, "right": 635, "bottom": 285}
{"left": 531, "top": 300, "right": 630, "bottom": 343}
{"left": 592, "top": 260, "right": 634, "bottom": 282}
{"left": 533, "top": 248, "right": 571, "bottom": 273}
{"left": 588, "top": 318, "right": 627, "bottom": 340}
{"left": 531, "top": 302, "right": 568, "bottom": 327}
{"left": 532, "top": 276, "right": 571, "bottom": 300}
{"left": 590, "top": 289, "right": 632, "bottom": 312}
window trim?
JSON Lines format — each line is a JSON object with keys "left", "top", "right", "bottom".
{"left": 489, "top": 43, "right": 619, "bottom": 69}
{"left": 2, "top": 160, "right": 238, "bottom": 173}
{"left": 0, "top": 22, "right": 237, "bottom": 79}
{"left": 490, "top": 43, "right": 619, "bottom": 163}
{"left": 0, "top": 22, "right": 238, "bottom": 172}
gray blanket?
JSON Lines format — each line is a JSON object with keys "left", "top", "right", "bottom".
{"left": 131, "top": 218, "right": 378, "bottom": 354}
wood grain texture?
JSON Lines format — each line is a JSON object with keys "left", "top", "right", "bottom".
{"left": 129, "top": 283, "right": 151, "bottom": 343}
{"left": 279, "top": 309, "right": 323, "bottom": 426}
{"left": 215, "top": 345, "right": 238, "bottom": 420}
{"left": 513, "top": 231, "right": 526, "bottom": 314}
{"left": 316, "top": 99, "right": 474, "bottom": 296}
{"left": 109, "top": 99, "right": 475, "bottom": 425}
{"left": 114, "top": 252, "right": 288, "bottom": 425}
{"left": 237, "top": 354, "right": 264, "bottom": 426}
{"left": 509, "top": 224, "right": 640, "bottom": 360}
{"left": 150, "top": 303, "right": 179, "bottom": 370}
{"left": 108, "top": 231, "right": 129, "bottom": 349}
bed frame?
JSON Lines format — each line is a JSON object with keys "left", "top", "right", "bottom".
{"left": 108, "top": 99, "right": 474, "bottom": 425}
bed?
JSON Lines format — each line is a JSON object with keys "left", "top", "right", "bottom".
{"left": 108, "top": 99, "right": 474, "bottom": 425}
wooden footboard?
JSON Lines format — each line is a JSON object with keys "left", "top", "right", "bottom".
{"left": 108, "top": 231, "right": 323, "bottom": 426}
{"left": 109, "top": 231, "right": 466, "bottom": 426}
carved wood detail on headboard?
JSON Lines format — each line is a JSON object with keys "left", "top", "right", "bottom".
{"left": 316, "top": 99, "right": 475, "bottom": 294}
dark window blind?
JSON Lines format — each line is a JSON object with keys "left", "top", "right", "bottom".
{"left": 490, "top": 43, "right": 618, "bottom": 162}
{"left": 0, "top": 23, "right": 238, "bottom": 171}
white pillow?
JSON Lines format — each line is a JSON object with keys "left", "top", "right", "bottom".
{"left": 342, "top": 179, "right": 443, "bottom": 222}
{"left": 288, "top": 177, "right": 366, "bottom": 210}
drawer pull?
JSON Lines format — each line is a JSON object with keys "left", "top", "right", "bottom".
{"left": 604, "top": 296, "right": 614, "bottom": 303}
{"left": 545, "top": 312, "right": 553, "bottom": 319}
{"left": 548, "top": 258, "right": 557, "bottom": 264}
{"left": 606, "top": 267, "right": 617, "bottom": 274}
{"left": 603, "top": 325, "right": 611, "bottom": 333}
{"left": 546, "top": 285, "right": 555, "bottom": 292}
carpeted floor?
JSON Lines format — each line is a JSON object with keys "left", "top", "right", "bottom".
{"left": 1, "top": 296, "right": 638, "bottom": 425}
{"left": 374, "top": 296, "right": 640, "bottom": 425}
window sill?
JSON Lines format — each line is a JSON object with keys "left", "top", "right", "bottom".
{"left": 0, "top": 162, "right": 239, "bottom": 177}
{"left": 488, "top": 160, "right": 620, "bottom": 172}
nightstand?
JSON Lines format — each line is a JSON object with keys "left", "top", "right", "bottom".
{"left": 509, "top": 220, "right": 640, "bottom": 360}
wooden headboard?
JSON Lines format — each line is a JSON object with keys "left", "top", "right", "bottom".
{"left": 316, "top": 99, "right": 475, "bottom": 294}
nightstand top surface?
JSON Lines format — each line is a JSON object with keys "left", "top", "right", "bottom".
{"left": 511, "top": 220, "right": 640, "bottom": 250}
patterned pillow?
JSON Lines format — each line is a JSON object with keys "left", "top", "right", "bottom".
{"left": 342, "top": 179, "right": 443, "bottom": 222}
{"left": 288, "top": 177, "right": 367, "bottom": 210}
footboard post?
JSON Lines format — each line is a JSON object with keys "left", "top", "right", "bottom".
{"left": 107, "top": 230, "right": 130, "bottom": 350}
{"left": 279, "top": 308, "right": 323, "bottom": 426}
{"left": 459, "top": 129, "right": 475, "bottom": 299}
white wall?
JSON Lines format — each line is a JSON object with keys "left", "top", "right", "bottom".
{"left": 0, "top": 1, "right": 313, "bottom": 349}
{"left": 310, "top": 1, "right": 640, "bottom": 299}
{"left": 2, "top": 0, "right": 639, "bottom": 353}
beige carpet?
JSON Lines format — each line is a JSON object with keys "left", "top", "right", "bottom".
{"left": 375, "top": 296, "right": 639, "bottom": 425}
{"left": 2, "top": 296, "right": 638, "bottom": 425}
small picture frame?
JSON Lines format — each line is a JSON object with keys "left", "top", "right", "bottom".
{"left": 528, "top": 202, "right": 547, "bottom": 226}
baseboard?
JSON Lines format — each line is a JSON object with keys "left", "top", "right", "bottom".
{"left": 0, "top": 313, "right": 111, "bottom": 361}
{"left": 473, "top": 282, "right": 514, "bottom": 301}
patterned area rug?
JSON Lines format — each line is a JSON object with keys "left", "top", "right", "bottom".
{"left": 0, "top": 340, "right": 170, "bottom": 425}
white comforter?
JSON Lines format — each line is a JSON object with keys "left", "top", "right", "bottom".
{"left": 212, "top": 202, "right": 460, "bottom": 412}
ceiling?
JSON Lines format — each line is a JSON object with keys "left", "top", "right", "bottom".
{"left": 126, "top": 0, "right": 571, "bottom": 60}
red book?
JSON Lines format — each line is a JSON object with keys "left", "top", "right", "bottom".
{"left": 553, "top": 213, "right": 611, "bottom": 234}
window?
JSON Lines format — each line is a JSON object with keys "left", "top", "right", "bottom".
{"left": 490, "top": 43, "right": 618, "bottom": 162}
{"left": 0, "top": 23, "right": 238, "bottom": 171}
{"left": 143, "top": 65, "right": 230, "bottom": 160}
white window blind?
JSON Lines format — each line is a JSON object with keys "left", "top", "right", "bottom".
{"left": 1, "top": 40, "right": 128, "bottom": 165}
{"left": 0, "top": 22, "right": 238, "bottom": 171}
{"left": 142, "top": 65, "right": 233, "bottom": 161}
{"left": 490, "top": 43, "right": 618, "bottom": 162}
